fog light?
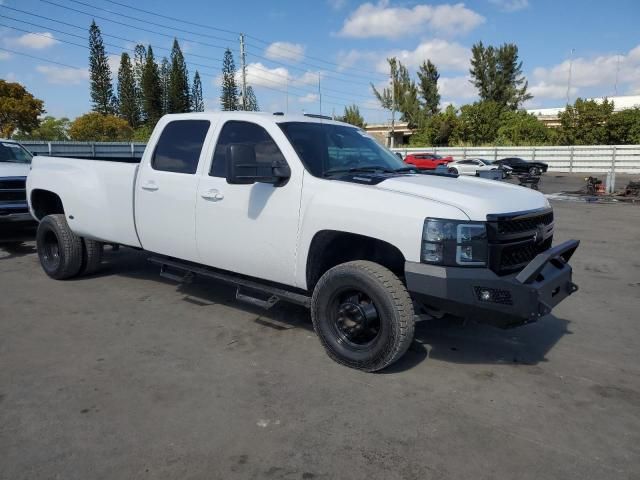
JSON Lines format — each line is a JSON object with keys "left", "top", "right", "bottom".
{"left": 479, "top": 289, "right": 491, "bottom": 301}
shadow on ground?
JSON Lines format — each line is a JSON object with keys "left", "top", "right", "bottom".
{"left": 0, "top": 241, "right": 37, "bottom": 260}
{"left": 29, "top": 245, "right": 572, "bottom": 372}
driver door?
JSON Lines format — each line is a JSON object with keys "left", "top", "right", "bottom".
{"left": 195, "top": 120, "right": 303, "bottom": 286}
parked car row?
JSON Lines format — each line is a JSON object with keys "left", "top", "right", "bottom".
{"left": 398, "top": 151, "right": 548, "bottom": 178}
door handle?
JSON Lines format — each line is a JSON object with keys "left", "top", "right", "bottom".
{"left": 201, "top": 189, "right": 224, "bottom": 201}
{"left": 141, "top": 181, "right": 159, "bottom": 191}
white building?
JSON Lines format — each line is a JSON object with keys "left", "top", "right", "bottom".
{"left": 527, "top": 95, "right": 640, "bottom": 127}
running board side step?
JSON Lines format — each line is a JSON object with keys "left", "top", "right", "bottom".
{"left": 149, "top": 257, "right": 311, "bottom": 309}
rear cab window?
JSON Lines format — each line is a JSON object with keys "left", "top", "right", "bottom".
{"left": 152, "top": 120, "right": 210, "bottom": 174}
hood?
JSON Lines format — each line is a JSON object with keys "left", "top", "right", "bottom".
{"left": 0, "top": 162, "right": 30, "bottom": 178}
{"left": 374, "top": 173, "right": 549, "bottom": 220}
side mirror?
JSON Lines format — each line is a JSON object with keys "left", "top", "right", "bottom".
{"left": 226, "top": 143, "right": 291, "bottom": 186}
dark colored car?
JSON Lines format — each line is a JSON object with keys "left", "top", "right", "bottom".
{"left": 494, "top": 157, "right": 548, "bottom": 176}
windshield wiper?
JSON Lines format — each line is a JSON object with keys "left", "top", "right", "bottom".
{"left": 394, "top": 166, "right": 418, "bottom": 172}
{"left": 324, "top": 165, "right": 397, "bottom": 177}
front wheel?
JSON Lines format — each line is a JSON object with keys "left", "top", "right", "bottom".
{"left": 36, "top": 214, "right": 83, "bottom": 280}
{"left": 311, "top": 261, "right": 415, "bottom": 372}
{"left": 529, "top": 166, "right": 540, "bottom": 176}
{"left": 449, "top": 167, "right": 458, "bottom": 175}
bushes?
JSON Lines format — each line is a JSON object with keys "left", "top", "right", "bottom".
{"left": 69, "top": 112, "right": 133, "bottom": 141}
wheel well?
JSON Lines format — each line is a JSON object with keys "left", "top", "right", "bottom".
{"left": 31, "top": 189, "right": 64, "bottom": 220}
{"left": 306, "top": 230, "right": 406, "bottom": 290}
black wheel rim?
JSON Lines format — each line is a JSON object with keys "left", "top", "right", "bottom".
{"left": 329, "top": 289, "right": 381, "bottom": 348}
{"left": 41, "top": 229, "right": 61, "bottom": 271}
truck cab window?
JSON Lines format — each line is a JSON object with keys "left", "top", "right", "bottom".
{"left": 152, "top": 120, "right": 210, "bottom": 174}
{"left": 211, "top": 121, "right": 287, "bottom": 178}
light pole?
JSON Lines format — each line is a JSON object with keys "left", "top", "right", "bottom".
{"left": 566, "top": 48, "right": 575, "bottom": 105}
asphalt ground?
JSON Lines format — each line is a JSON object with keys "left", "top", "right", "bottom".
{"left": 1, "top": 199, "right": 639, "bottom": 479}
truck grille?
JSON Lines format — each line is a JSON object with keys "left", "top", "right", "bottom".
{"left": 487, "top": 209, "right": 554, "bottom": 275}
{"left": 0, "top": 177, "right": 27, "bottom": 202}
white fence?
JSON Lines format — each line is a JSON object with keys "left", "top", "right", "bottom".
{"left": 391, "top": 145, "right": 640, "bottom": 174}
{"left": 18, "top": 141, "right": 640, "bottom": 174}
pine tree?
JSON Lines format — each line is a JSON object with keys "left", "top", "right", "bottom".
{"left": 337, "top": 104, "right": 365, "bottom": 127}
{"left": 117, "top": 52, "right": 139, "bottom": 128}
{"left": 133, "top": 44, "right": 147, "bottom": 118}
{"left": 191, "top": 71, "right": 204, "bottom": 112}
{"left": 160, "top": 57, "right": 170, "bottom": 114}
{"left": 220, "top": 48, "right": 239, "bottom": 111}
{"left": 89, "top": 20, "right": 115, "bottom": 114}
{"left": 417, "top": 60, "right": 440, "bottom": 116}
{"left": 168, "top": 39, "right": 191, "bottom": 113}
{"left": 141, "top": 46, "right": 162, "bottom": 124}
{"left": 371, "top": 58, "right": 422, "bottom": 128}
{"left": 469, "top": 42, "right": 532, "bottom": 110}
{"left": 245, "top": 86, "right": 258, "bottom": 111}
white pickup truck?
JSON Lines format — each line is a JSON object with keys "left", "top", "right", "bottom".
{"left": 26, "top": 112, "right": 579, "bottom": 371}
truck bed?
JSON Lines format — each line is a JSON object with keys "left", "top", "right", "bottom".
{"left": 27, "top": 156, "right": 142, "bottom": 248}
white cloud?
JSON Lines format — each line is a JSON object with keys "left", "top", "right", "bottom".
{"left": 107, "top": 54, "right": 120, "bottom": 78}
{"left": 0, "top": 51, "right": 11, "bottom": 60}
{"left": 298, "top": 93, "right": 319, "bottom": 103}
{"left": 489, "top": 0, "right": 529, "bottom": 12}
{"left": 8, "top": 32, "right": 57, "bottom": 49}
{"left": 378, "top": 39, "right": 471, "bottom": 72}
{"left": 336, "top": 49, "right": 379, "bottom": 71}
{"left": 245, "top": 62, "right": 291, "bottom": 88}
{"left": 438, "top": 75, "right": 477, "bottom": 100}
{"left": 265, "top": 41, "right": 305, "bottom": 63}
{"left": 338, "top": 1, "right": 485, "bottom": 39}
{"left": 36, "top": 65, "right": 89, "bottom": 85}
{"left": 327, "top": 0, "right": 348, "bottom": 10}
{"left": 530, "top": 44, "right": 640, "bottom": 99}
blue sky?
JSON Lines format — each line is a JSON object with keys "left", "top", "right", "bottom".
{"left": 1, "top": 0, "right": 639, "bottom": 123}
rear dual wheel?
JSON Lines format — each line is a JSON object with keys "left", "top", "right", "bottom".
{"left": 36, "top": 214, "right": 103, "bottom": 279}
{"left": 311, "top": 261, "right": 415, "bottom": 372}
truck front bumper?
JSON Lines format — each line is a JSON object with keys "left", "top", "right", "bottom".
{"left": 405, "top": 239, "right": 580, "bottom": 328}
{"left": 0, "top": 203, "right": 37, "bottom": 242}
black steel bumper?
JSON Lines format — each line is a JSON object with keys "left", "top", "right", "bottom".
{"left": 405, "top": 239, "right": 580, "bottom": 328}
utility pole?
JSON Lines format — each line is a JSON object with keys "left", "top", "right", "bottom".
{"left": 390, "top": 69, "right": 396, "bottom": 148}
{"left": 614, "top": 54, "right": 621, "bottom": 96}
{"left": 318, "top": 73, "right": 322, "bottom": 115}
{"left": 239, "top": 33, "right": 247, "bottom": 111}
{"left": 566, "top": 48, "right": 575, "bottom": 106}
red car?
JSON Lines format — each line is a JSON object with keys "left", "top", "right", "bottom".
{"left": 404, "top": 152, "right": 454, "bottom": 170}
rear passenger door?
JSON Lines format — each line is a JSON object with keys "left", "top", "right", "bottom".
{"left": 135, "top": 119, "right": 211, "bottom": 262}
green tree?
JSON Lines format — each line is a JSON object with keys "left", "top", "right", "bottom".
{"left": 117, "top": 53, "right": 139, "bottom": 128}
{"left": 469, "top": 42, "right": 532, "bottom": 110}
{"left": 132, "top": 124, "right": 154, "bottom": 142}
{"left": 191, "top": 71, "right": 205, "bottom": 112}
{"left": 372, "top": 58, "right": 423, "bottom": 128}
{"left": 88, "top": 20, "right": 115, "bottom": 115}
{"left": 0, "top": 79, "right": 45, "bottom": 137}
{"left": 452, "top": 100, "right": 503, "bottom": 145}
{"left": 337, "top": 104, "right": 365, "bottom": 127}
{"left": 220, "top": 48, "right": 239, "bottom": 111}
{"left": 245, "top": 85, "right": 259, "bottom": 112}
{"left": 496, "top": 110, "right": 550, "bottom": 145}
{"left": 160, "top": 57, "right": 170, "bottom": 115}
{"left": 14, "top": 116, "right": 70, "bottom": 141}
{"left": 168, "top": 39, "right": 190, "bottom": 113}
{"left": 68, "top": 112, "right": 133, "bottom": 141}
{"left": 607, "top": 108, "right": 640, "bottom": 145}
{"left": 141, "top": 46, "right": 163, "bottom": 124}
{"left": 557, "top": 98, "right": 614, "bottom": 145}
{"left": 133, "top": 44, "right": 146, "bottom": 116}
{"left": 417, "top": 60, "right": 440, "bottom": 116}
{"left": 410, "top": 105, "right": 459, "bottom": 146}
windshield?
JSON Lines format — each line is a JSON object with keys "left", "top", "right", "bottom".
{"left": 278, "top": 122, "right": 408, "bottom": 177}
{"left": 0, "top": 142, "right": 33, "bottom": 164}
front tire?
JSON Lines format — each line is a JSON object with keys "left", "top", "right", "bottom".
{"left": 311, "top": 261, "right": 415, "bottom": 372}
{"left": 36, "top": 214, "right": 83, "bottom": 280}
{"left": 449, "top": 167, "right": 458, "bottom": 175}
{"left": 529, "top": 166, "right": 540, "bottom": 176}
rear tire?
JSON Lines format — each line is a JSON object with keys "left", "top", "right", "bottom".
{"left": 311, "top": 261, "right": 415, "bottom": 372}
{"left": 36, "top": 214, "right": 83, "bottom": 280}
{"left": 80, "top": 238, "right": 103, "bottom": 275}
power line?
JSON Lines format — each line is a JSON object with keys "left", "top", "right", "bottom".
{"left": 74, "top": 0, "right": 386, "bottom": 84}
{"left": 69, "top": 0, "right": 237, "bottom": 44}
{"left": 38, "top": 0, "right": 240, "bottom": 54}
{"left": 0, "top": 22, "right": 221, "bottom": 75}
{"left": 0, "top": 6, "right": 231, "bottom": 61}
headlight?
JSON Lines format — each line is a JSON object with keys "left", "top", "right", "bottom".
{"left": 421, "top": 219, "right": 488, "bottom": 266}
